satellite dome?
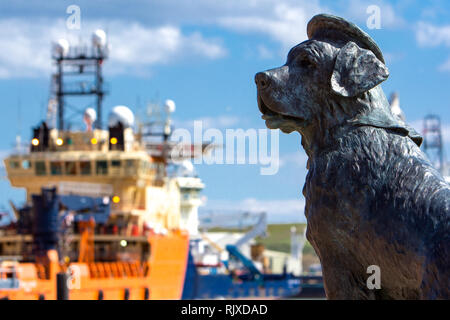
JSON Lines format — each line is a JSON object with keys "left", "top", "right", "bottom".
{"left": 92, "top": 29, "right": 107, "bottom": 47}
{"left": 83, "top": 108, "right": 97, "bottom": 131}
{"left": 164, "top": 99, "right": 176, "bottom": 114}
{"left": 53, "top": 38, "right": 69, "bottom": 56}
{"left": 84, "top": 108, "right": 97, "bottom": 122}
{"left": 108, "top": 105, "right": 135, "bottom": 128}
{"left": 181, "top": 160, "right": 194, "bottom": 173}
{"left": 178, "top": 160, "right": 195, "bottom": 177}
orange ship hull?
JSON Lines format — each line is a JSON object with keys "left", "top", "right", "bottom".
{"left": 0, "top": 231, "right": 189, "bottom": 300}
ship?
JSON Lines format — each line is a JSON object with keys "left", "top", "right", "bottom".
{"left": 182, "top": 212, "right": 325, "bottom": 299}
{"left": 0, "top": 29, "right": 208, "bottom": 300}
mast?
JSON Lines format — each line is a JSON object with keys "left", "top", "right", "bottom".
{"left": 423, "top": 114, "right": 445, "bottom": 175}
{"left": 51, "top": 30, "right": 109, "bottom": 131}
{"left": 56, "top": 58, "right": 63, "bottom": 130}
{"left": 95, "top": 54, "right": 104, "bottom": 129}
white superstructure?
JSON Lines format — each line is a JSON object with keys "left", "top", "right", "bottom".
{"left": 176, "top": 164, "right": 204, "bottom": 235}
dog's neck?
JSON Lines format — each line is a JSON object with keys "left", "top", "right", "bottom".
{"left": 298, "top": 91, "right": 390, "bottom": 159}
{"left": 298, "top": 100, "right": 357, "bottom": 159}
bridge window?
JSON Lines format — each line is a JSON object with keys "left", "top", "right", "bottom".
{"left": 124, "top": 159, "right": 137, "bottom": 175}
{"left": 126, "top": 159, "right": 135, "bottom": 168}
{"left": 65, "top": 162, "right": 77, "bottom": 175}
{"left": 9, "top": 161, "right": 20, "bottom": 169}
{"left": 35, "top": 161, "right": 46, "bottom": 176}
{"left": 111, "top": 160, "right": 121, "bottom": 167}
{"left": 96, "top": 160, "right": 108, "bottom": 175}
{"left": 80, "top": 161, "right": 91, "bottom": 175}
{"left": 50, "top": 161, "right": 63, "bottom": 175}
{"left": 22, "top": 160, "right": 31, "bottom": 169}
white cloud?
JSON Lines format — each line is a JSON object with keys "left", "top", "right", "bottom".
{"left": 342, "top": 0, "right": 405, "bottom": 29}
{"left": 416, "top": 22, "right": 450, "bottom": 47}
{"left": 0, "top": 0, "right": 416, "bottom": 78}
{"left": 415, "top": 21, "right": 450, "bottom": 73}
{"left": 108, "top": 22, "right": 225, "bottom": 67}
{"left": 202, "top": 197, "right": 306, "bottom": 223}
{"left": 0, "top": 19, "right": 54, "bottom": 78}
{"left": 257, "top": 45, "right": 274, "bottom": 59}
{"left": 218, "top": 2, "right": 322, "bottom": 49}
{"left": 214, "top": 0, "right": 404, "bottom": 51}
{"left": 0, "top": 0, "right": 412, "bottom": 78}
{"left": 0, "top": 18, "right": 226, "bottom": 78}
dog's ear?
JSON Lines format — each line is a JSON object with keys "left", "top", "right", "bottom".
{"left": 331, "top": 41, "right": 389, "bottom": 97}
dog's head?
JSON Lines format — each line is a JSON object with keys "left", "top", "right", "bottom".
{"left": 256, "top": 14, "right": 422, "bottom": 146}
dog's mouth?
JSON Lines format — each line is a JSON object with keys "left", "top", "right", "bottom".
{"left": 257, "top": 94, "right": 277, "bottom": 118}
{"left": 257, "top": 94, "right": 306, "bottom": 131}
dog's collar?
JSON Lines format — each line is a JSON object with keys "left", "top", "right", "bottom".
{"left": 348, "top": 109, "right": 423, "bottom": 147}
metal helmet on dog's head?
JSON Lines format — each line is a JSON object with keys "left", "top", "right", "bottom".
{"left": 307, "top": 14, "right": 385, "bottom": 64}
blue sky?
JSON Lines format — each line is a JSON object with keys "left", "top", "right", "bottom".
{"left": 0, "top": 0, "right": 449, "bottom": 223}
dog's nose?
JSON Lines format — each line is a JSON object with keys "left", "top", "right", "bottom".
{"left": 255, "top": 72, "right": 270, "bottom": 90}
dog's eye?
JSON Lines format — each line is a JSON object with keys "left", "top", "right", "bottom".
{"left": 298, "top": 57, "right": 314, "bottom": 69}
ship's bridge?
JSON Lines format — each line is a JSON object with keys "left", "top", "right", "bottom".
{"left": 2, "top": 126, "right": 178, "bottom": 226}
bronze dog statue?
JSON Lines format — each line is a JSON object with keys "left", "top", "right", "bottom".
{"left": 255, "top": 14, "right": 449, "bottom": 299}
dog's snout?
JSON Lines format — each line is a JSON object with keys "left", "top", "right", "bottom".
{"left": 255, "top": 72, "right": 270, "bottom": 90}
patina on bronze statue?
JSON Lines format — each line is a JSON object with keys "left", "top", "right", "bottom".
{"left": 255, "top": 14, "right": 449, "bottom": 299}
